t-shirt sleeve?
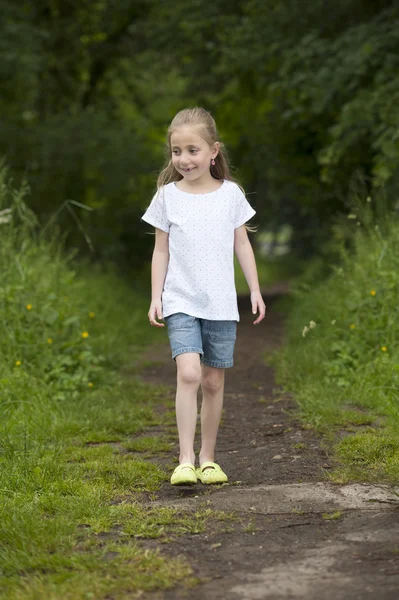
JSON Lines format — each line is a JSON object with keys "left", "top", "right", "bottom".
{"left": 234, "top": 187, "right": 256, "bottom": 229}
{"left": 141, "top": 188, "right": 170, "bottom": 233}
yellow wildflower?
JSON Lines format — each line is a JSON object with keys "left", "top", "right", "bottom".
{"left": 370, "top": 290, "right": 376, "bottom": 296}
{"left": 15, "top": 360, "right": 21, "bottom": 366}
{"left": 47, "top": 338, "right": 53, "bottom": 344}
{"left": 381, "top": 346, "right": 388, "bottom": 352}
{"left": 88, "top": 382, "right": 94, "bottom": 388}
{"left": 350, "top": 324, "right": 356, "bottom": 330}
{"left": 26, "top": 304, "right": 32, "bottom": 310}
{"left": 89, "top": 312, "right": 95, "bottom": 318}
{"left": 81, "top": 331, "right": 89, "bottom": 339}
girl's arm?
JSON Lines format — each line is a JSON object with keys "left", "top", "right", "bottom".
{"left": 148, "top": 228, "right": 169, "bottom": 327}
{"left": 234, "top": 225, "right": 266, "bottom": 325}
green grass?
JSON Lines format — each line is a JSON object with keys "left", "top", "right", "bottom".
{"left": 1, "top": 551, "right": 194, "bottom": 600}
{"left": 0, "top": 169, "right": 233, "bottom": 598}
{"left": 274, "top": 197, "right": 399, "bottom": 485}
{"left": 121, "top": 435, "right": 174, "bottom": 454}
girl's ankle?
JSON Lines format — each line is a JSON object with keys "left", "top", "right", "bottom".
{"left": 199, "top": 455, "right": 215, "bottom": 466}
{"left": 179, "top": 455, "right": 196, "bottom": 465}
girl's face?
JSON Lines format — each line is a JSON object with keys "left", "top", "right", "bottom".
{"left": 170, "top": 126, "right": 219, "bottom": 183}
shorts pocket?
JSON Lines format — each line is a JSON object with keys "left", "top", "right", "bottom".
{"left": 165, "top": 313, "right": 196, "bottom": 332}
{"left": 207, "top": 321, "right": 237, "bottom": 342}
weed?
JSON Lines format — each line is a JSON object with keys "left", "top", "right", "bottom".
{"left": 243, "top": 519, "right": 257, "bottom": 533}
{"left": 322, "top": 511, "right": 342, "bottom": 520}
{"left": 291, "top": 507, "right": 305, "bottom": 515}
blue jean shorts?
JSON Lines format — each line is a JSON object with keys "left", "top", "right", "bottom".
{"left": 165, "top": 313, "right": 237, "bottom": 369}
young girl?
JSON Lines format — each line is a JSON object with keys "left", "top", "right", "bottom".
{"left": 141, "top": 107, "right": 266, "bottom": 486}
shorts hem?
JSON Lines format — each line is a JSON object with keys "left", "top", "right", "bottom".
{"left": 201, "top": 358, "right": 234, "bottom": 369}
{"left": 172, "top": 347, "right": 203, "bottom": 360}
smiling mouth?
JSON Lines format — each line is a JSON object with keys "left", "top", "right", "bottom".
{"left": 181, "top": 167, "right": 195, "bottom": 172}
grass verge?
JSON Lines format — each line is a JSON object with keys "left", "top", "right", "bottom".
{"left": 0, "top": 168, "right": 232, "bottom": 598}
{"left": 273, "top": 197, "right": 399, "bottom": 485}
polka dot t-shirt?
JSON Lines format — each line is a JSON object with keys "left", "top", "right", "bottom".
{"left": 141, "top": 179, "right": 256, "bottom": 321}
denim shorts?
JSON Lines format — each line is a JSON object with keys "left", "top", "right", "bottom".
{"left": 165, "top": 312, "right": 237, "bottom": 369}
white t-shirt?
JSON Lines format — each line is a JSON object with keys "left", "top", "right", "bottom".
{"left": 141, "top": 179, "right": 256, "bottom": 321}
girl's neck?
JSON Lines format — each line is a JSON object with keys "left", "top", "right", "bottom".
{"left": 175, "top": 175, "right": 223, "bottom": 194}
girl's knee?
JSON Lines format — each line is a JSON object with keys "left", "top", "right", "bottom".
{"left": 176, "top": 354, "right": 201, "bottom": 386}
{"left": 201, "top": 370, "right": 225, "bottom": 394}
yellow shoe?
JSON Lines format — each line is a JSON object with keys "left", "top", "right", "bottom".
{"left": 170, "top": 463, "right": 197, "bottom": 486}
{"left": 196, "top": 462, "right": 228, "bottom": 484}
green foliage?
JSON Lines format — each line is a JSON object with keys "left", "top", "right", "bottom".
{"left": 274, "top": 192, "right": 399, "bottom": 483}
{"left": 0, "top": 172, "right": 223, "bottom": 597}
{"left": 275, "top": 5, "right": 399, "bottom": 192}
{"left": 0, "top": 168, "right": 106, "bottom": 399}
{"left": 212, "top": 1, "right": 399, "bottom": 252}
{"left": 1, "top": 0, "right": 399, "bottom": 260}
{"left": 0, "top": 0, "right": 188, "bottom": 269}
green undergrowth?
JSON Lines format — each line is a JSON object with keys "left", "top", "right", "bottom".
{"left": 234, "top": 252, "right": 299, "bottom": 294}
{"left": 274, "top": 196, "right": 399, "bottom": 485}
{"left": 0, "top": 170, "right": 231, "bottom": 598}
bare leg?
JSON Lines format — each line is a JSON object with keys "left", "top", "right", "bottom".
{"left": 199, "top": 364, "right": 225, "bottom": 466}
{"left": 175, "top": 353, "right": 201, "bottom": 465}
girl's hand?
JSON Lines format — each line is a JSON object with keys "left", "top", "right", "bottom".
{"left": 251, "top": 290, "right": 266, "bottom": 325}
{"left": 148, "top": 299, "right": 164, "bottom": 327}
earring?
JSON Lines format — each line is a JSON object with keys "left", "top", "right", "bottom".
{"left": 211, "top": 159, "right": 216, "bottom": 166}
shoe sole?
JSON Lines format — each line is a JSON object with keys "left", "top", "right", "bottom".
{"left": 170, "top": 478, "right": 197, "bottom": 486}
{"left": 197, "top": 477, "right": 228, "bottom": 485}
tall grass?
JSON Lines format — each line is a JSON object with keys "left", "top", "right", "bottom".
{"left": 0, "top": 168, "right": 204, "bottom": 598}
{"left": 275, "top": 194, "right": 399, "bottom": 484}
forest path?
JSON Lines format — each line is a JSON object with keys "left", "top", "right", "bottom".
{"left": 138, "top": 285, "right": 399, "bottom": 600}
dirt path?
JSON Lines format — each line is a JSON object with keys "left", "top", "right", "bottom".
{"left": 138, "top": 286, "right": 399, "bottom": 600}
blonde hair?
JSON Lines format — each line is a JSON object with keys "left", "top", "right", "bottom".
{"left": 156, "top": 107, "right": 257, "bottom": 233}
